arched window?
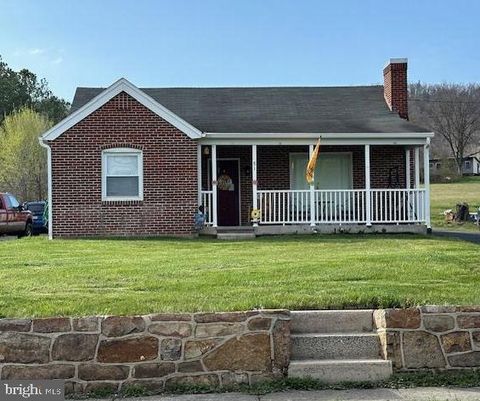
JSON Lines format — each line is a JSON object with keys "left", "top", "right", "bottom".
{"left": 102, "top": 148, "right": 143, "bottom": 201}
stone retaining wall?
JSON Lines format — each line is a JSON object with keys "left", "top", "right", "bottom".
{"left": 0, "top": 311, "right": 290, "bottom": 396}
{"left": 2, "top": 306, "right": 480, "bottom": 395}
{"left": 375, "top": 307, "right": 480, "bottom": 371}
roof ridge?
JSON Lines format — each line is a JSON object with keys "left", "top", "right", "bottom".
{"left": 75, "top": 84, "right": 384, "bottom": 91}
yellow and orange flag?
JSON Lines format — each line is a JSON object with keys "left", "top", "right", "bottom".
{"left": 305, "top": 138, "right": 321, "bottom": 185}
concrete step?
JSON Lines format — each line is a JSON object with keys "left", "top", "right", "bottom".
{"left": 291, "top": 333, "right": 381, "bottom": 360}
{"left": 217, "top": 232, "right": 256, "bottom": 240}
{"left": 291, "top": 310, "right": 373, "bottom": 334}
{"left": 217, "top": 226, "right": 254, "bottom": 233}
{"left": 288, "top": 359, "right": 392, "bottom": 383}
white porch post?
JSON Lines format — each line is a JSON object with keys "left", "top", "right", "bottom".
{"left": 405, "top": 147, "right": 411, "bottom": 189}
{"left": 405, "top": 147, "right": 411, "bottom": 220}
{"left": 252, "top": 145, "right": 258, "bottom": 227}
{"left": 197, "top": 143, "right": 202, "bottom": 207}
{"left": 211, "top": 144, "right": 218, "bottom": 228}
{"left": 414, "top": 147, "right": 420, "bottom": 189}
{"left": 423, "top": 139, "right": 431, "bottom": 229}
{"left": 309, "top": 144, "right": 316, "bottom": 227}
{"left": 365, "top": 144, "right": 372, "bottom": 226}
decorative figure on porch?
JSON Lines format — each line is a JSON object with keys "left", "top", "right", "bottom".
{"left": 194, "top": 205, "right": 207, "bottom": 231}
{"left": 306, "top": 138, "right": 321, "bottom": 184}
{"left": 251, "top": 208, "right": 261, "bottom": 223}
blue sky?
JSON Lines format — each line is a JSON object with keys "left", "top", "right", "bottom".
{"left": 2, "top": 0, "right": 479, "bottom": 101}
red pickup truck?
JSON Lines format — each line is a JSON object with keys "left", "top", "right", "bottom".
{"left": 0, "top": 193, "right": 33, "bottom": 237}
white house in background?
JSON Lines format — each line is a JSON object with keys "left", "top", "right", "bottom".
{"left": 430, "top": 152, "right": 480, "bottom": 176}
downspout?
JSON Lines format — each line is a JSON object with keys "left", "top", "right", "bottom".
{"left": 39, "top": 137, "right": 53, "bottom": 240}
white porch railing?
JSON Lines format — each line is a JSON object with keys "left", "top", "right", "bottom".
{"left": 370, "top": 189, "right": 426, "bottom": 223}
{"left": 201, "top": 190, "right": 214, "bottom": 226}
{"left": 258, "top": 190, "right": 311, "bottom": 224}
{"left": 256, "top": 188, "right": 426, "bottom": 225}
{"left": 315, "top": 189, "right": 367, "bottom": 223}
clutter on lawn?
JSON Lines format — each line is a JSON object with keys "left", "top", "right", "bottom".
{"left": 444, "top": 202, "right": 480, "bottom": 227}
{"left": 455, "top": 203, "right": 470, "bottom": 222}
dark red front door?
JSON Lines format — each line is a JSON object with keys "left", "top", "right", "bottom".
{"left": 217, "top": 160, "right": 240, "bottom": 226}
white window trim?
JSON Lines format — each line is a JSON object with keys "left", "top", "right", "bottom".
{"left": 102, "top": 148, "right": 144, "bottom": 201}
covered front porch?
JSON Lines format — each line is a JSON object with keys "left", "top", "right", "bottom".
{"left": 197, "top": 134, "right": 432, "bottom": 234}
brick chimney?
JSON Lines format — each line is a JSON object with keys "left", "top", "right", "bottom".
{"left": 383, "top": 58, "right": 408, "bottom": 119}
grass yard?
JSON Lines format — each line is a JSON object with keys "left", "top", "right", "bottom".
{"left": 430, "top": 176, "right": 480, "bottom": 231}
{"left": 0, "top": 234, "right": 478, "bottom": 318}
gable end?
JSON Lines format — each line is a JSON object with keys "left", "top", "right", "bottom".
{"left": 40, "top": 78, "right": 203, "bottom": 143}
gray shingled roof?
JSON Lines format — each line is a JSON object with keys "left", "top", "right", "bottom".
{"left": 70, "top": 85, "right": 429, "bottom": 134}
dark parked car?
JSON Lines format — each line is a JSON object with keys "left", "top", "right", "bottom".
{"left": 0, "top": 193, "right": 33, "bottom": 237}
{"left": 23, "top": 201, "right": 47, "bottom": 234}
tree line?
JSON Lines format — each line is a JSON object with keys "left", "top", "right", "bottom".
{"left": 0, "top": 55, "right": 70, "bottom": 201}
{"left": 409, "top": 83, "right": 480, "bottom": 175}
{"left": 0, "top": 56, "right": 69, "bottom": 123}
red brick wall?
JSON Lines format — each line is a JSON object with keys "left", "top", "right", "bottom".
{"left": 383, "top": 61, "right": 408, "bottom": 119}
{"left": 371, "top": 146, "right": 407, "bottom": 188}
{"left": 257, "top": 146, "right": 294, "bottom": 189}
{"left": 49, "top": 92, "right": 197, "bottom": 237}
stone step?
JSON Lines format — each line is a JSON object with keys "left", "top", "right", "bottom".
{"left": 291, "top": 310, "right": 373, "bottom": 334}
{"left": 291, "top": 333, "right": 381, "bottom": 360}
{"left": 216, "top": 232, "right": 256, "bottom": 240}
{"left": 288, "top": 359, "right": 392, "bottom": 383}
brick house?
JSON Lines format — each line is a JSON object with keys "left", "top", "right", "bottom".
{"left": 40, "top": 58, "right": 433, "bottom": 238}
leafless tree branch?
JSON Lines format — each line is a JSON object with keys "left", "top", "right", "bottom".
{"left": 409, "top": 83, "right": 480, "bottom": 173}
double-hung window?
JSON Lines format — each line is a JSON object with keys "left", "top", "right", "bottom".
{"left": 102, "top": 148, "right": 143, "bottom": 201}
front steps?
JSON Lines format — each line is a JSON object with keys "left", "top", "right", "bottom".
{"left": 289, "top": 359, "right": 392, "bottom": 384}
{"left": 216, "top": 226, "right": 256, "bottom": 240}
{"left": 289, "top": 310, "right": 392, "bottom": 383}
{"left": 291, "top": 309, "right": 374, "bottom": 334}
{"left": 291, "top": 333, "right": 382, "bottom": 360}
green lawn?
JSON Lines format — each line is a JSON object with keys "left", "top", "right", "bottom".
{"left": 0, "top": 235, "right": 478, "bottom": 318}
{"left": 431, "top": 176, "right": 480, "bottom": 231}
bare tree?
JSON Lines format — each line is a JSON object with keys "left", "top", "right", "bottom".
{"left": 409, "top": 83, "right": 480, "bottom": 174}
